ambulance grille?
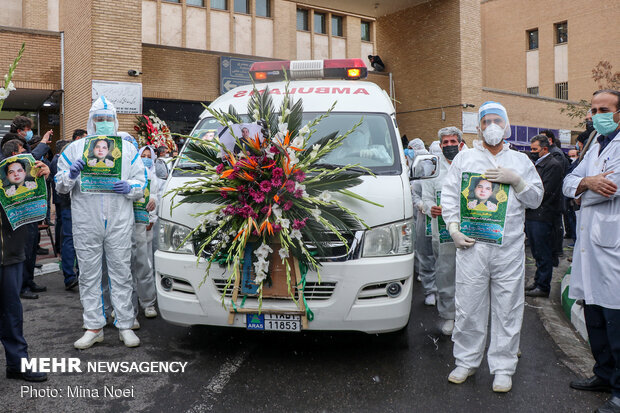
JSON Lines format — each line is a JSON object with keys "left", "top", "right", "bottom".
{"left": 212, "top": 279, "right": 336, "bottom": 301}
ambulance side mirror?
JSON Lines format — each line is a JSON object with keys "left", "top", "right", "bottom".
{"left": 410, "top": 154, "right": 440, "bottom": 180}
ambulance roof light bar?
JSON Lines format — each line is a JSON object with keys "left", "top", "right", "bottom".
{"left": 249, "top": 59, "right": 368, "bottom": 82}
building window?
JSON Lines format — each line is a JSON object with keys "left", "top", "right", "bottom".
{"left": 314, "top": 12, "right": 326, "bottom": 34}
{"left": 361, "top": 21, "right": 370, "bottom": 41}
{"left": 527, "top": 29, "right": 538, "bottom": 50}
{"left": 234, "top": 0, "right": 248, "bottom": 14}
{"left": 555, "top": 22, "right": 567, "bottom": 44}
{"left": 555, "top": 82, "right": 568, "bottom": 100}
{"left": 256, "top": 0, "right": 270, "bottom": 17}
{"left": 296, "top": 9, "right": 308, "bottom": 31}
{"left": 331, "top": 15, "right": 343, "bottom": 37}
{"left": 211, "top": 0, "right": 227, "bottom": 10}
{"left": 187, "top": 0, "right": 204, "bottom": 6}
{"left": 527, "top": 86, "right": 539, "bottom": 96}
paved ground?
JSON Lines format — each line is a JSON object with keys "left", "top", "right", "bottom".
{"left": 0, "top": 243, "right": 608, "bottom": 413}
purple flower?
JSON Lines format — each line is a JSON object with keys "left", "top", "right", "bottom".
{"left": 271, "top": 178, "right": 282, "bottom": 188}
{"left": 251, "top": 191, "right": 265, "bottom": 203}
{"left": 221, "top": 191, "right": 228, "bottom": 199}
{"left": 293, "top": 218, "right": 308, "bottom": 230}
{"left": 272, "top": 167, "right": 284, "bottom": 178}
{"left": 283, "top": 201, "right": 293, "bottom": 211}
{"left": 273, "top": 223, "right": 282, "bottom": 232}
{"left": 269, "top": 146, "right": 279, "bottom": 154}
{"left": 259, "top": 180, "right": 272, "bottom": 193}
{"left": 216, "top": 163, "right": 225, "bottom": 174}
{"left": 295, "top": 171, "right": 306, "bottom": 182}
{"left": 222, "top": 205, "right": 236, "bottom": 215}
{"left": 236, "top": 185, "right": 246, "bottom": 193}
{"left": 294, "top": 189, "right": 304, "bottom": 199}
{"left": 260, "top": 205, "right": 270, "bottom": 215}
{"left": 285, "top": 180, "right": 296, "bottom": 193}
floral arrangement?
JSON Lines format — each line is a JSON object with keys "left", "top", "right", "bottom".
{"left": 134, "top": 109, "right": 177, "bottom": 151}
{"left": 170, "top": 83, "right": 380, "bottom": 310}
{"left": 0, "top": 42, "right": 24, "bottom": 112}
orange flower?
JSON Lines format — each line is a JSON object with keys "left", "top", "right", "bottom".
{"left": 220, "top": 187, "right": 238, "bottom": 191}
{"left": 221, "top": 169, "right": 235, "bottom": 179}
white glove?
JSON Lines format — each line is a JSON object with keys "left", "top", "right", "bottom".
{"left": 448, "top": 222, "right": 475, "bottom": 249}
{"left": 484, "top": 167, "right": 526, "bottom": 193}
{"left": 416, "top": 201, "right": 425, "bottom": 214}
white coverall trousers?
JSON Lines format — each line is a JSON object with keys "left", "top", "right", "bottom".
{"left": 435, "top": 242, "right": 456, "bottom": 320}
{"left": 415, "top": 208, "right": 437, "bottom": 296}
{"left": 452, "top": 240, "right": 525, "bottom": 375}
{"left": 131, "top": 223, "right": 156, "bottom": 313}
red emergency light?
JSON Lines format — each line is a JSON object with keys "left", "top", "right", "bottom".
{"left": 249, "top": 59, "right": 368, "bottom": 82}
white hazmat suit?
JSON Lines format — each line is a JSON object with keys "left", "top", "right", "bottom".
{"left": 56, "top": 98, "right": 147, "bottom": 331}
{"left": 441, "top": 104, "right": 543, "bottom": 377}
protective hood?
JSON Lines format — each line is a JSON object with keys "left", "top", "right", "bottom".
{"left": 87, "top": 96, "right": 119, "bottom": 136}
{"left": 408, "top": 138, "right": 425, "bottom": 151}
{"left": 478, "top": 101, "right": 511, "bottom": 139}
{"left": 429, "top": 141, "right": 442, "bottom": 156}
{"left": 139, "top": 145, "right": 157, "bottom": 173}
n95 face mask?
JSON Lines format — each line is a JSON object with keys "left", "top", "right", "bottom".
{"left": 482, "top": 123, "right": 505, "bottom": 146}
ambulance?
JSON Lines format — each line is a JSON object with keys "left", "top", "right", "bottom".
{"left": 155, "top": 59, "right": 438, "bottom": 333}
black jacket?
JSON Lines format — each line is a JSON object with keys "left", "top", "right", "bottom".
{"left": 0, "top": 208, "right": 26, "bottom": 266}
{"left": 526, "top": 154, "right": 564, "bottom": 221}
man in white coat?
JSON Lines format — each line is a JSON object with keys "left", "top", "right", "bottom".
{"left": 440, "top": 101, "right": 543, "bottom": 393}
{"left": 564, "top": 89, "right": 620, "bottom": 413}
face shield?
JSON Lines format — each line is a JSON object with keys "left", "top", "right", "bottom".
{"left": 478, "top": 101, "right": 511, "bottom": 145}
{"left": 87, "top": 96, "right": 119, "bottom": 136}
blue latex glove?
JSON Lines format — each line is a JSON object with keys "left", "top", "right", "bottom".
{"left": 113, "top": 180, "right": 131, "bottom": 194}
{"left": 69, "top": 159, "right": 85, "bottom": 179}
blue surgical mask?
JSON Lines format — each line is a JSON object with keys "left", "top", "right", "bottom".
{"left": 25, "top": 130, "right": 33, "bottom": 142}
{"left": 592, "top": 111, "right": 620, "bottom": 136}
{"left": 95, "top": 121, "right": 115, "bottom": 136}
{"left": 404, "top": 148, "right": 415, "bottom": 159}
{"left": 142, "top": 158, "right": 153, "bottom": 168}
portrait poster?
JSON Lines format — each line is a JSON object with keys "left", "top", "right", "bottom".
{"left": 217, "top": 123, "right": 265, "bottom": 154}
{"left": 0, "top": 154, "right": 47, "bottom": 230}
{"left": 80, "top": 135, "right": 123, "bottom": 193}
{"left": 425, "top": 215, "right": 432, "bottom": 237}
{"left": 436, "top": 191, "right": 451, "bottom": 244}
{"left": 133, "top": 179, "right": 150, "bottom": 224}
{"left": 459, "top": 172, "right": 510, "bottom": 245}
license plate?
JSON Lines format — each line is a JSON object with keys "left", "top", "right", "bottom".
{"left": 246, "top": 314, "right": 301, "bottom": 332}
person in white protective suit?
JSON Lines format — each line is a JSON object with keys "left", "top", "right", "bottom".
{"left": 410, "top": 140, "right": 438, "bottom": 306}
{"left": 422, "top": 127, "right": 465, "bottom": 336}
{"left": 132, "top": 145, "right": 160, "bottom": 319}
{"left": 55, "top": 97, "right": 147, "bottom": 349}
{"left": 440, "top": 101, "right": 543, "bottom": 393}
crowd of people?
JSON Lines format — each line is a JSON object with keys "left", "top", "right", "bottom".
{"left": 0, "top": 97, "right": 174, "bottom": 383}
{"left": 408, "top": 90, "right": 619, "bottom": 412}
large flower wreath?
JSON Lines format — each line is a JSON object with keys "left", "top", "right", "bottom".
{"left": 169, "top": 83, "right": 381, "bottom": 311}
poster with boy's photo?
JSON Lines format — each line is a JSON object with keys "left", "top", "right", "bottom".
{"left": 436, "top": 191, "right": 452, "bottom": 244}
{"left": 217, "top": 123, "right": 265, "bottom": 154}
{"left": 80, "top": 135, "right": 123, "bottom": 193}
{"left": 0, "top": 154, "right": 47, "bottom": 230}
{"left": 133, "top": 180, "right": 151, "bottom": 224}
{"left": 459, "top": 172, "right": 510, "bottom": 245}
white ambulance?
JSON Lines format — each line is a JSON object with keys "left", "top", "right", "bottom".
{"left": 155, "top": 59, "right": 437, "bottom": 333}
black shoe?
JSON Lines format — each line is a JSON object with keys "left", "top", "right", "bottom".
{"left": 20, "top": 290, "right": 39, "bottom": 299}
{"left": 30, "top": 283, "right": 47, "bottom": 293}
{"left": 596, "top": 396, "right": 620, "bottom": 413}
{"left": 65, "top": 278, "right": 79, "bottom": 291}
{"left": 6, "top": 368, "right": 48, "bottom": 382}
{"left": 525, "top": 287, "right": 549, "bottom": 298}
{"left": 34, "top": 263, "right": 42, "bottom": 269}
{"left": 553, "top": 256, "right": 560, "bottom": 267}
{"left": 36, "top": 247, "right": 49, "bottom": 255}
{"left": 570, "top": 375, "right": 611, "bottom": 393}
{"left": 525, "top": 283, "right": 537, "bottom": 291}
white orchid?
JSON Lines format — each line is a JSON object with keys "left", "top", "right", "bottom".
{"left": 279, "top": 218, "right": 290, "bottom": 229}
{"left": 253, "top": 109, "right": 260, "bottom": 119}
{"left": 311, "top": 208, "right": 321, "bottom": 220}
{"left": 254, "top": 243, "right": 273, "bottom": 260}
{"left": 291, "top": 135, "right": 304, "bottom": 149}
{"left": 272, "top": 203, "right": 282, "bottom": 218}
{"left": 291, "top": 229, "right": 302, "bottom": 240}
{"left": 278, "top": 248, "right": 289, "bottom": 260}
{"left": 287, "top": 149, "right": 299, "bottom": 165}
{"left": 319, "top": 191, "right": 332, "bottom": 202}
{"left": 299, "top": 124, "right": 310, "bottom": 137}
{"left": 6, "top": 81, "right": 15, "bottom": 92}
{"left": 0, "top": 88, "right": 9, "bottom": 100}
{"left": 278, "top": 123, "right": 288, "bottom": 136}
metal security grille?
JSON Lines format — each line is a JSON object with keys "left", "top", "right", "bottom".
{"left": 527, "top": 87, "right": 539, "bottom": 95}
{"left": 555, "top": 82, "right": 568, "bottom": 100}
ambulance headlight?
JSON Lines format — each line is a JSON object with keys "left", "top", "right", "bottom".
{"left": 362, "top": 219, "right": 414, "bottom": 257}
{"left": 159, "top": 220, "right": 194, "bottom": 255}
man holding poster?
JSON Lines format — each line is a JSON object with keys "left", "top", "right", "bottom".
{"left": 55, "top": 97, "right": 146, "bottom": 350}
{"left": 440, "top": 101, "right": 543, "bottom": 393}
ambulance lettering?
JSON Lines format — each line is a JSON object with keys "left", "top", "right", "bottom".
{"left": 233, "top": 87, "right": 369, "bottom": 97}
